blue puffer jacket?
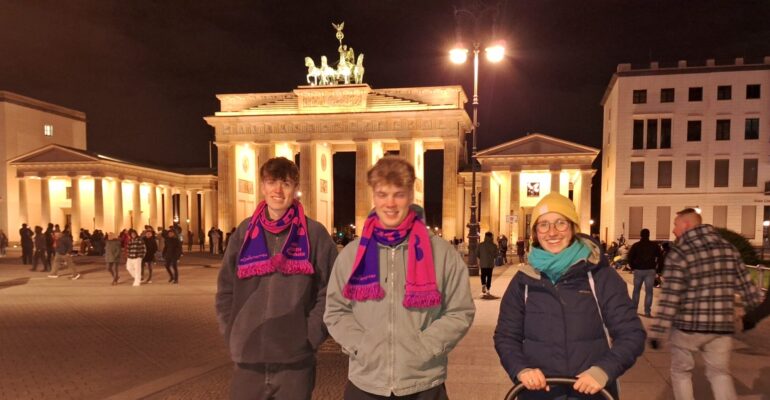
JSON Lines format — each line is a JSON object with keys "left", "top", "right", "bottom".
{"left": 494, "top": 236, "right": 645, "bottom": 400}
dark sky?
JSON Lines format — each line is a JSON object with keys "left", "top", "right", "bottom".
{"left": 2, "top": 0, "right": 770, "bottom": 226}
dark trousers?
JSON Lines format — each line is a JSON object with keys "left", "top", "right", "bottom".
{"left": 231, "top": 358, "right": 316, "bottom": 400}
{"left": 32, "top": 249, "right": 50, "bottom": 271}
{"left": 46, "top": 249, "right": 54, "bottom": 266}
{"left": 344, "top": 381, "right": 448, "bottom": 400}
{"left": 165, "top": 259, "right": 178, "bottom": 282}
{"left": 480, "top": 268, "right": 493, "bottom": 290}
{"left": 142, "top": 261, "right": 153, "bottom": 282}
{"left": 21, "top": 245, "right": 32, "bottom": 264}
{"left": 107, "top": 262, "right": 119, "bottom": 282}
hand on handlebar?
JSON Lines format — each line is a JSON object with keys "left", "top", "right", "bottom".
{"left": 517, "top": 368, "right": 550, "bottom": 392}
{"left": 574, "top": 371, "right": 604, "bottom": 395}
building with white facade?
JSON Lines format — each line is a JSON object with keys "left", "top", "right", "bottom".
{"left": 601, "top": 57, "right": 770, "bottom": 245}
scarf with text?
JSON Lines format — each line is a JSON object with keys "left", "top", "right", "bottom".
{"left": 237, "top": 200, "right": 313, "bottom": 278}
{"left": 343, "top": 208, "right": 441, "bottom": 308}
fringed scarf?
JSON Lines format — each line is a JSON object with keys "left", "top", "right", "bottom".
{"left": 343, "top": 207, "right": 441, "bottom": 308}
{"left": 236, "top": 200, "right": 313, "bottom": 279}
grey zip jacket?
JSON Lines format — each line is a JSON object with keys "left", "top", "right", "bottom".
{"left": 324, "top": 234, "right": 475, "bottom": 396}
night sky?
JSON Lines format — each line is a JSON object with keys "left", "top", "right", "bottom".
{"left": 2, "top": 0, "right": 770, "bottom": 228}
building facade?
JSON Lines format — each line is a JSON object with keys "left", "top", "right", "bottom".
{"left": 601, "top": 57, "right": 770, "bottom": 245}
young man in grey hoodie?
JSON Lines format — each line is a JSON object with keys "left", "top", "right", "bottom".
{"left": 215, "top": 157, "right": 338, "bottom": 400}
{"left": 324, "top": 156, "right": 475, "bottom": 399}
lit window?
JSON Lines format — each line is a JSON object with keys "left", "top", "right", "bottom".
{"left": 44, "top": 124, "right": 53, "bottom": 137}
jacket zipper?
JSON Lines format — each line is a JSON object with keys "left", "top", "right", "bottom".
{"left": 389, "top": 247, "right": 396, "bottom": 392}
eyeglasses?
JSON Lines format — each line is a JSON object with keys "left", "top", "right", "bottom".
{"left": 534, "top": 219, "right": 571, "bottom": 234}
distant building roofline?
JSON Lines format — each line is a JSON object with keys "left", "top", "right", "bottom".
{"left": 0, "top": 91, "right": 86, "bottom": 122}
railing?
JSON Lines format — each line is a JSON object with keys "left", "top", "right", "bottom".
{"left": 746, "top": 264, "right": 770, "bottom": 291}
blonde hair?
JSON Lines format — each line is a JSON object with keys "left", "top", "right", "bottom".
{"left": 367, "top": 156, "right": 416, "bottom": 189}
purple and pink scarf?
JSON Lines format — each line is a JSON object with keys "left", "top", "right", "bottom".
{"left": 236, "top": 200, "right": 313, "bottom": 279}
{"left": 343, "top": 208, "right": 441, "bottom": 308}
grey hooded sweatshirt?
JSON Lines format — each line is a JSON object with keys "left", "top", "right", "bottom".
{"left": 215, "top": 215, "right": 338, "bottom": 364}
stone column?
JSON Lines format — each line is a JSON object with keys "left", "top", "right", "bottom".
{"left": 580, "top": 170, "right": 593, "bottom": 233}
{"left": 164, "top": 187, "right": 173, "bottom": 228}
{"left": 93, "top": 178, "right": 103, "bottom": 229}
{"left": 256, "top": 144, "right": 275, "bottom": 202}
{"left": 442, "top": 140, "right": 458, "bottom": 240}
{"left": 148, "top": 183, "right": 157, "bottom": 228}
{"left": 298, "top": 141, "right": 316, "bottom": 217}
{"left": 550, "top": 167, "right": 561, "bottom": 194}
{"left": 217, "top": 143, "right": 234, "bottom": 231}
{"left": 190, "top": 190, "right": 200, "bottom": 244}
{"left": 480, "top": 174, "right": 490, "bottom": 234}
{"left": 510, "top": 171, "right": 521, "bottom": 241}
{"left": 399, "top": 139, "right": 424, "bottom": 206}
{"left": 18, "top": 177, "right": 28, "bottom": 226}
{"left": 204, "top": 190, "right": 215, "bottom": 243}
{"left": 354, "top": 140, "right": 372, "bottom": 235}
{"left": 41, "top": 177, "right": 50, "bottom": 225}
{"left": 70, "top": 177, "right": 81, "bottom": 237}
{"left": 179, "top": 189, "right": 189, "bottom": 241}
{"left": 114, "top": 179, "right": 123, "bottom": 231}
{"left": 132, "top": 182, "right": 141, "bottom": 229}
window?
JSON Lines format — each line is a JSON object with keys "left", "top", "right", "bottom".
{"left": 687, "top": 120, "right": 702, "bottom": 141}
{"left": 43, "top": 124, "right": 53, "bottom": 137}
{"left": 660, "top": 88, "right": 675, "bottom": 103}
{"left": 630, "top": 162, "right": 645, "bottom": 188}
{"left": 747, "top": 84, "right": 761, "bottom": 99}
{"left": 716, "top": 119, "right": 731, "bottom": 140}
{"left": 646, "top": 119, "right": 658, "bottom": 149}
{"left": 629, "top": 207, "right": 643, "bottom": 239}
{"left": 65, "top": 186, "right": 72, "bottom": 200}
{"left": 717, "top": 85, "right": 732, "bottom": 100}
{"left": 713, "top": 206, "right": 727, "bottom": 228}
{"left": 744, "top": 158, "right": 758, "bottom": 187}
{"left": 632, "top": 120, "right": 644, "bottom": 149}
{"left": 657, "top": 160, "right": 672, "bottom": 188}
{"left": 745, "top": 118, "right": 759, "bottom": 140}
{"left": 714, "top": 159, "right": 729, "bottom": 187}
{"left": 656, "top": 206, "right": 671, "bottom": 239}
{"left": 685, "top": 160, "right": 700, "bottom": 188}
{"left": 632, "top": 90, "right": 647, "bottom": 104}
{"left": 689, "top": 87, "right": 703, "bottom": 101}
{"left": 742, "top": 205, "right": 757, "bottom": 239}
{"left": 660, "top": 119, "right": 672, "bottom": 148}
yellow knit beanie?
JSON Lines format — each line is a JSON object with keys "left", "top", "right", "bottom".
{"left": 530, "top": 192, "right": 580, "bottom": 232}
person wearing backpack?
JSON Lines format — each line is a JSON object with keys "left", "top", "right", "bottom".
{"left": 494, "top": 193, "right": 645, "bottom": 399}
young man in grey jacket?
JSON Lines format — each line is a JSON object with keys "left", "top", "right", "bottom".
{"left": 324, "top": 156, "right": 475, "bottom": 399}
{"left": 215, "top": 157, "right": 338, "bottom": 400}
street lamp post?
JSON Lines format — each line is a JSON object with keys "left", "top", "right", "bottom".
{"left": 450, "top": 34, "right": 504, "bottom": 276}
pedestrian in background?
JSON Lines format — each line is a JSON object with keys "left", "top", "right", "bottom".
{"left": 477, "top": 231, "right": 498, "bottom": 296}
{"left": 495, "top": 193, "right": 645, "bottom": 399}
{"left": 49, "top": 230, "right": 78, "bottom": 280}
{"left": 125, "top": 229, "right": 145, "bottom": 287}
{"left": 105, "top": 235, "right": 121, "bottom": 285}
{"left": 516, "top": 238, "right": 526, "bottom": 264}
{"left": 627, "top": 228, "right": 661, "bottom": 317}
{"left": 142, "top": 229, "right": 157, "bottom": 283}
{"left": 31, "top": 226, "right": 49, "bottom": 272}
{"left": 0, "top": 229, "right": 8, "bottom": 257}
{"left": 163, "top": 229, "right": 182, "bottom": 284}
{"left": 649, "top": 208, "right": 762, "bottom": 400}
{"left": 19, "top": 223, "right": 33, "bottom": 264}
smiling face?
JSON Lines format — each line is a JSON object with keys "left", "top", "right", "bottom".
{"left": 372, "top": 183, "right": 413, "bottom": 229}
{"left": 260, "top": 177, "right": 297, "bottom": 220}
{"left": 534, "top": 212, "right": 575, "bottom": 254}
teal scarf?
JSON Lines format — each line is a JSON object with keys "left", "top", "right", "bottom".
{"left": 528, "top": 239, "right": 592, "bottom": 284}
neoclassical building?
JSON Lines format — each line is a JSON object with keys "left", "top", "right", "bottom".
{"left": 2, "top": 91, "right": 217, "bottom": 242}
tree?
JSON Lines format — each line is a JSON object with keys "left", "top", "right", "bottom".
{"left": 715, "top": 227, "right": 759, "bottom": 265}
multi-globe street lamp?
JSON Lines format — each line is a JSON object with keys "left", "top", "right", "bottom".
{"left": 450, "top": 37, "right": 504, "bottom": 275}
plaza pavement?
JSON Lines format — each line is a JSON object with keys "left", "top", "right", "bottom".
{"left": 1, "top": 249, "right": 769, "bottom": 399}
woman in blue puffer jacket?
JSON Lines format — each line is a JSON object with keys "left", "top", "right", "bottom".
{"left": 494, "top": 193, "right": 645, "bottom": 399}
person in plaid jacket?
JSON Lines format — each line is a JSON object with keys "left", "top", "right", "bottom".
{"left": 649, "top": 208, "right": 762, "bottom": 400}
{"left": 125, "top": 229, "right": 146, "bottom": 287}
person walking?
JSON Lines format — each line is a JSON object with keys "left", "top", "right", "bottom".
{"left": 477, "top": 231, "right": 498, "bottom": 296}
{"left": 208, "top": 227, "right": 216, "bottom": 254}
{"left": 105, "top": 235, "right": 121, "bottom": 285}
{"left": 44, "top": 223, "right": 55, "bottom": 266}
{"left": 649, "top": 208, "right": 763, "bottom": 400}
{"left": 494, "top": 193, "right": 645, "bottom": 399}
{"left": 627, "top": 228, "right": 661, "bottom": 317}
{"left": 142, "top": 229, "right": 158, "bottom": 283}
{"left": 516, "top": 238, "right": 526, "bottom": 264}
{"left": 49, "top": 230, "right": 78, "bottom": 279}
{"left": 499, "top": 234, "right": 509, "bottom": 264}
{"left": 125, "top": 229, "right": 145, "bottom": 287}
{"left": 19, "top": 223, "right": 33, "bottom": 264}
{"left": 325, "top": 156, "right": 475, "bottom": 399}
{"left": 215, "top": 157, "right": 338, "bottom": 400}
{"left": 163, "top": 230, "right": 182, "bottom": 283}
{"left": 31, "top": 226, "right": 50, "bottom": 272}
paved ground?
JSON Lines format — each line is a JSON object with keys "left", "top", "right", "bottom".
{"left": 1, "top": 249, "right": 769, "bottom": 399}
